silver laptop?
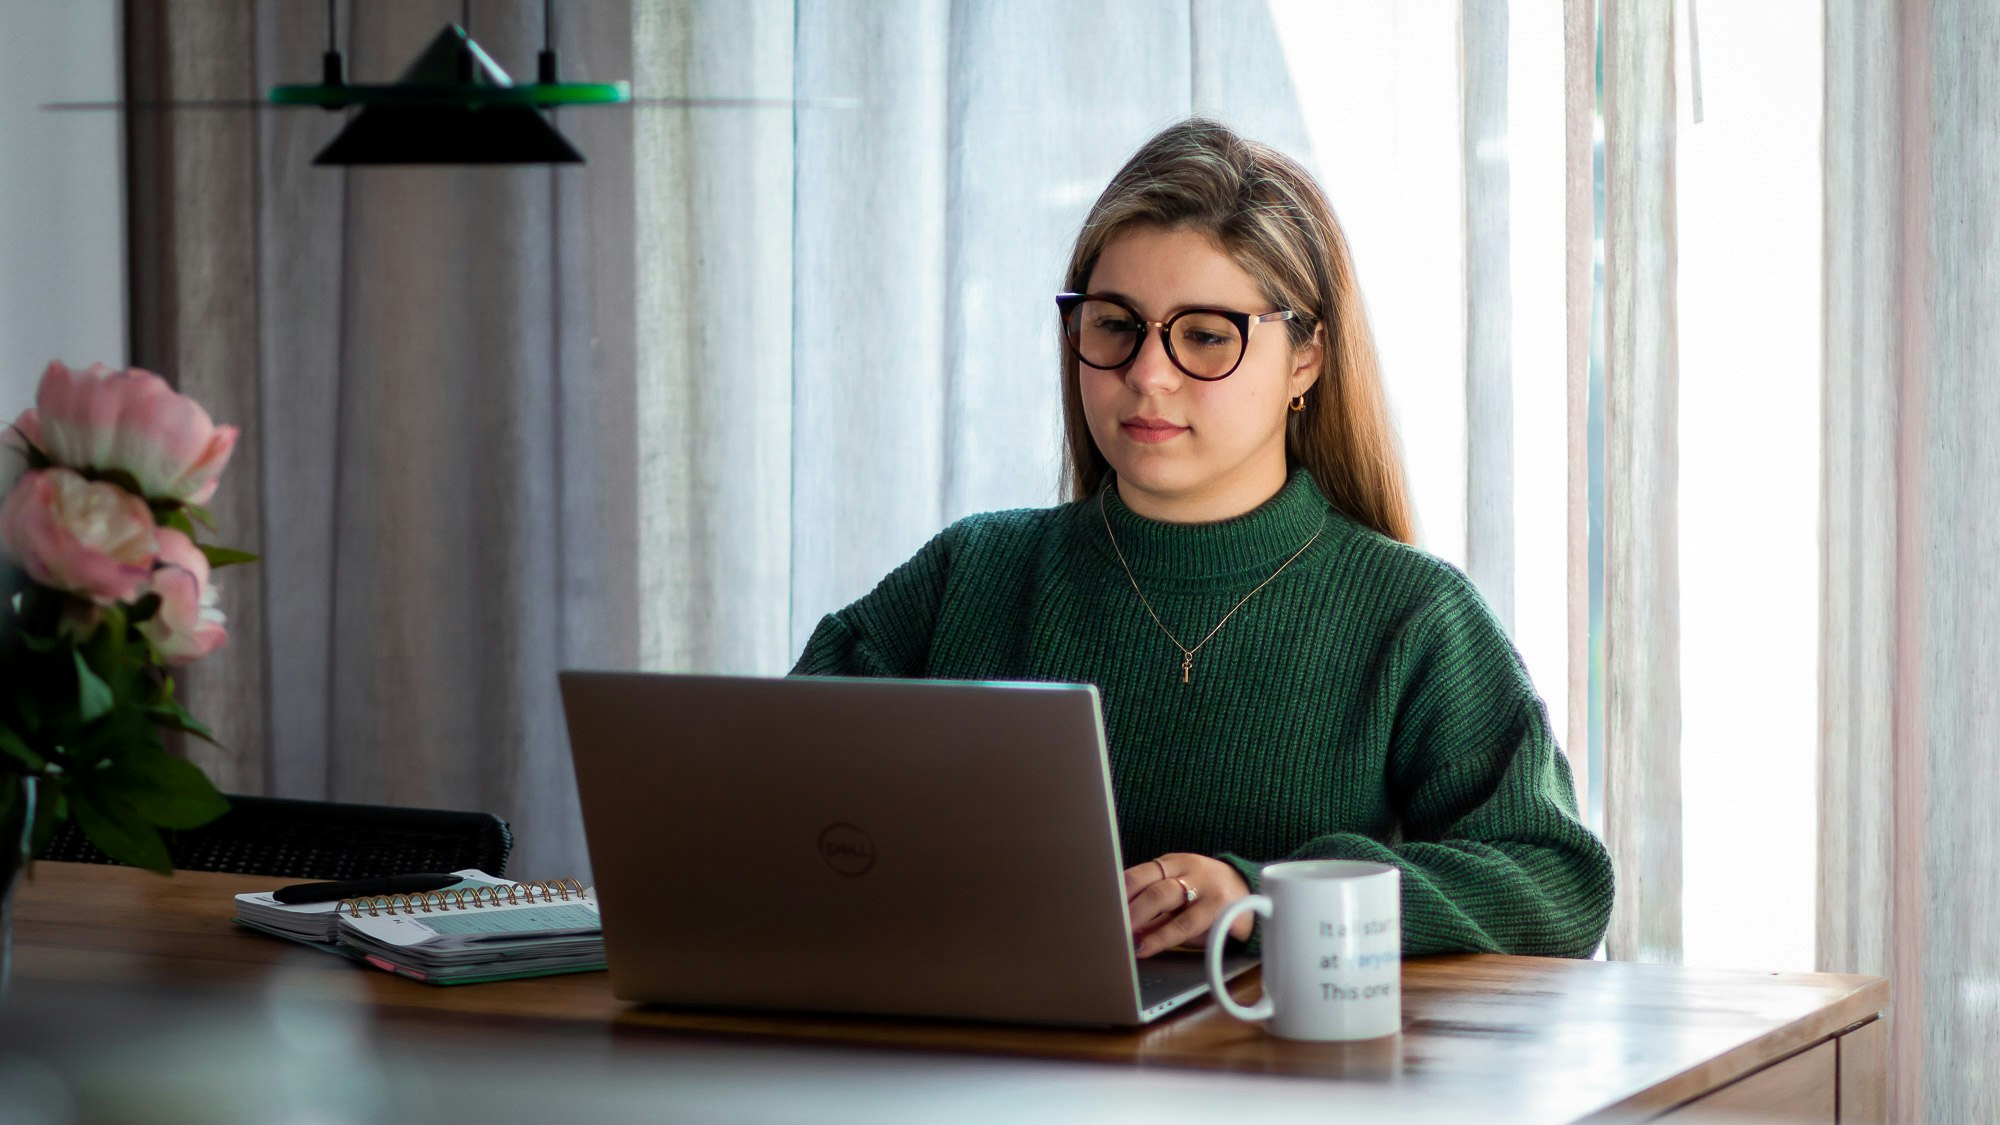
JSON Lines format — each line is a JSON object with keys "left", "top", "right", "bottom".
{"left": 559, "top": 671, "right": 1257, "bottom": 1027}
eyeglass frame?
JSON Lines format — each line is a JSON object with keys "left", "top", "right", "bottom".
{"left": 1055, "top": 292, "right": 1297, "bottom": 382}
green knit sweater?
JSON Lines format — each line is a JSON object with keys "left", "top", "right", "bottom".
{"left": 791, "top": 468, "right": 1614, "bottom": 958}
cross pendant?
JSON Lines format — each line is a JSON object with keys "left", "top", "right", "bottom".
{"left": 1181, "top": 654, "right": 1193, "bottom": 684}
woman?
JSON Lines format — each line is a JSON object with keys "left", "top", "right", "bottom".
{"left": 793, "top": 119, "right": 1614, "bottom": 960}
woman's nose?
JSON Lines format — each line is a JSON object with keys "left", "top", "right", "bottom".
{"left": 1124, "top": 325, "right": 1182, "bottom": 392}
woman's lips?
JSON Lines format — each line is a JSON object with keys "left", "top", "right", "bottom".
{"left": 1121, "top": 419, "right": 1189, "bottom": 444}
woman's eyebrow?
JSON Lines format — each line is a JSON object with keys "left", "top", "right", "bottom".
{"left": 1089, "top": 289, "right": 1243, "bottom": 317}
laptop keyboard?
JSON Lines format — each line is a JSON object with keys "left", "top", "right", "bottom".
{"left": 1137, "top": 952, "right": 1258, "bottom": 1010}
{"left": 1137, "top": 957, "right": 1212, "bottom": 1006}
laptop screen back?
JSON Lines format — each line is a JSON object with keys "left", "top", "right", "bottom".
{"left": 561, "top": 672, "right": 1151, "bottom": 1026}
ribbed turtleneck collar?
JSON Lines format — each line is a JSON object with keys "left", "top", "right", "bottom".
{"left": 1091, "top": 467, "right": 1334, "bottom": 583}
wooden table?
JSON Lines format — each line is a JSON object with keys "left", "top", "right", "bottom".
{"left": 9, "top": 862, "right": 1888, "bottom": 1123}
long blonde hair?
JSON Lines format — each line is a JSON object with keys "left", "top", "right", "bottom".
{"left": 1059, "top": 118, "right": 1414, "bottom": 544}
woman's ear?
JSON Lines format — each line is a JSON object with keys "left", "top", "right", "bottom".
{"left": 1289, "top": 326, "right": 1324, "bottom": 398}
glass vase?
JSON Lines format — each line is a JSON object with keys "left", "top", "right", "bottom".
{"left": 0, "top": 774, "right": 35, "bottom": 1004}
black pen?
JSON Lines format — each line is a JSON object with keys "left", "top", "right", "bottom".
{"left": 271, "top": 872, "right": 463, "bottom": 905}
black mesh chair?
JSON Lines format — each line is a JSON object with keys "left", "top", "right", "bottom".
{"left": 37, "top": 794, "right": 513, "bottom": 880}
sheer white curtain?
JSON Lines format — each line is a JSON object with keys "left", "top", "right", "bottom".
{"left": 1598, "top": 0, "right": 1682, "bottom": 965}
{"left": 630, "top": 0, "right": 794, "bottom": 676}
{"left": 1824, "top": 0, "right": 2000, "bottom": 1117}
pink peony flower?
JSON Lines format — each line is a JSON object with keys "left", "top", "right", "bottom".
{"left": 0, "top": 467, "right": 159, "bottom": 604}
{"left": 136, "top": 527, "right": 228, "bottom": 665}
{"left": 29, "top": 360, "right": 238, "bottom": 505}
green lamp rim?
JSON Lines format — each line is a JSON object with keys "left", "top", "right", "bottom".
{"left": 269, "top": 81, "right": 631, "bottom": 108}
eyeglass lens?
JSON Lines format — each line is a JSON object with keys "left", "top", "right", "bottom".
{"left": 1064, "top": 298, "right": 1245, "bottom": 380}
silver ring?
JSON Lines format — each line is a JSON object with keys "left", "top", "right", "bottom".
{"left": 1175, "top": 876, "right": 1197, "bottom": 905}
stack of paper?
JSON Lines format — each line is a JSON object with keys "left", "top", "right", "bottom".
{"left": 234, "top": 870, "right": 604, "bottom": 984}
{"left": 335, "top": 897, "right": 606, "bottom": 984}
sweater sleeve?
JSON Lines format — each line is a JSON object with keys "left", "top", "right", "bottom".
{"left": 790, "top": 528, "right": 954, "bottom": 678}
{"left": 1223, "top": 577, "right": 1615, "bottom": 958}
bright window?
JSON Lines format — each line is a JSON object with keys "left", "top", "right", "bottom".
{"left": 1673, "top": 0, "right": 1822, "bottom": 972}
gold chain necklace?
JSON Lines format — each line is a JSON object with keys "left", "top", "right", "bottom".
{"left": 1098, "top": 488, "right": 1327, "bottom": 685}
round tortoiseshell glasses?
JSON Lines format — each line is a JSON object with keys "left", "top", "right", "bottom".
{"left": 1056, "top": 292, "right": 1295, "bottom": 381}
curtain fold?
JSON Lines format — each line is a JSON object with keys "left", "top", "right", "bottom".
{"left": 632, "top": 0, "right": 794, "bottom": 675}
{"left": 1824, "top": 0, "right": 2000, "bottom": 1117}
{"left": 249, "top": 0, "right": 638, "bottom": 878}
{"left": 125, "top": 0, "right": 268, "bottom": 797}
{"left": 1562, "top": 0, "right": 1595, "bottom": 823}
{"left": 1599, "top": 0, "right": 1682, "bottom": 965}
{"left": 253, "top": 0, "right": 346, "bottom": 804}
{"left": 786, "top": 0, "right": 953, "bottom": 658}
{"left": 1462, "top": 0, "right": 1513, "bottom": 636}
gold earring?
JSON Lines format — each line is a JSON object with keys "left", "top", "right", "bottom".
{"left": 1289, "top": 394, "right": 1307, "bottom": 413}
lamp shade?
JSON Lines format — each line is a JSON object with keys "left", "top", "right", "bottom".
{"left": 313, "top": 24, "right": 584, "bottom": 166}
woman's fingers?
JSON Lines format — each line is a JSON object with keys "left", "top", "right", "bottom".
{"left": 1134, "top": 895, "right": 1217, "bottom": 958}
{"left": 1121, "top": 854, "right": 1177, "bottom": 901}
{"left": 1126, "top": 853, "right": 1256, "bottom": 957}
{"left": 1127, "top": 874, "right": 1185, "bottom": 935}
{"left": 1122, "top": 861, "right": 1159, "bottom": 902}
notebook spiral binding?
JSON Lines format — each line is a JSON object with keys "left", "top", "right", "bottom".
{"left": 336, "top": 878, "right": 589, "bottom": 917}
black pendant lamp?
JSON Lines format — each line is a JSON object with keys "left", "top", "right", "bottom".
{"left": 40, "top": 2, "right": 837, "bottom": 161}
{"left": 266, "top": 2, "right": 629, "bottom": 166}
{"left": 308, "top": 25, "right": 582, "bottom": 165}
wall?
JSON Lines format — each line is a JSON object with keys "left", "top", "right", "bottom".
{"left": 0, "top": 0, "right": 124, "bottom": 413}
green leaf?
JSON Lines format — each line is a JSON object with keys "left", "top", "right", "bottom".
{"left": 68, "top": 785, "right": 172, "bottom": 873}
{"left": 197, "top": 545, "right": 259, "bottom": 569}
{"left": 126, "top": 592, "right": 162, "bottom": 625}
{"left": 145, "top": 698, "right": 217, "bottom": 745}
{"left": 16, "top": 628, "right": 64, "bottom": 653}
{"left": 73, "top": 649, "right": 113, "bottom": 723}
{"left": 98, "top": 742, "right": 229, "bottom": 830}
{"left": 162, "top": 509, "right": 196, "bottom": 538}
{"left": 77, "top": 608, "right": 150, "bottom": 705}
{"left": 8, "top": 684, "right": 43, "bottom": 736}
{"left": 65, "top": 702, "right": 160, "bottom": 770}
{"left": 0, "top": 722, "right": 47, "bottom": 772}
{"left": 183, "top": 504, "right": 217, "bottom": 531}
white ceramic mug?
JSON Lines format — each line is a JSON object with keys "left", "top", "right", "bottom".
{"left": 1204, "top": 859, "right": 1402, "bottom": 1041}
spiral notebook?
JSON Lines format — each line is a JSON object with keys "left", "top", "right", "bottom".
{"left": 233, "top": 869, "right": 606, "bottom": 985}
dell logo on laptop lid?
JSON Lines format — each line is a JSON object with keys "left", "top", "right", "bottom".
{"left": 818, "top": 823, "right": 876, "bottom": 876}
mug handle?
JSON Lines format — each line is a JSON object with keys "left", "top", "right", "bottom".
{"left": 1205, "top": 894, "right": 1274, "bottom": 1022}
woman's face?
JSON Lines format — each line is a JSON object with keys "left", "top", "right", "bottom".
{"left": 1078, "top": 225, "right": 1319, "bottom": 523}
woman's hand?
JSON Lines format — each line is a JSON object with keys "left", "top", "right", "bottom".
{"left": 1123, "top": 852, "right": 1253, "bottom": 958}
